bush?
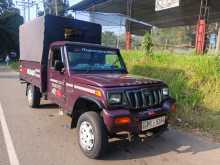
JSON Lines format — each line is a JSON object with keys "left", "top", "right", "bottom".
{"left": 9, "top": 61, "right": 19, "bottom": 71}
{"left": 141, "top": 32, "right": 154, "bottom": 56}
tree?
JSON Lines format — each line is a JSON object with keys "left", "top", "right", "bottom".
{"left": 151, "top": 26, "right": 194, "bottom": 48}
{"left": 142, "top": 32, "right": 153, "bottom": 55}
{"left": 0, "top": 0, "right": 23, "bottom": 59}
{"left": 0, "top": 0, "right": 13, "bottom": 14}
{"left": 132, "top": 35, "right": 142, "bottom": 50}
{"left": 102, "top": 31, "right": 118, "bottom": 47}
{"left": 44, "top": 0, "right": 69, "bottom": 16}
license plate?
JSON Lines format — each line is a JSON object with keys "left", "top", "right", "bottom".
{"left": 141, "top": 116, "right": 166, "bottom": 131}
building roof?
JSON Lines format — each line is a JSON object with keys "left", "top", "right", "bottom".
{"left": 70, "top": 0, "right": 220, "bottom": 28}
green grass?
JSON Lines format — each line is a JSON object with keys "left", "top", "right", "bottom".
{"left": 9, "top": 61, "right": 19, "bottom": 71}
{"left": 122, "top": 50, "right": 220, "bottom": 139}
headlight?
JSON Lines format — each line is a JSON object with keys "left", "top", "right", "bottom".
{"left": 162, "top": 88, "right": 169, "bottom": 96}
{"left": 108, "top": 93, "right": 122, "bottom": 105}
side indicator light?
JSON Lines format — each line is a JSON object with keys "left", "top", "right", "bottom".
{"left": 95, "top": 90, "right": 102, "bottom": 97}
{"left": 115, "top": 117, "right": 131, "bottom": 125}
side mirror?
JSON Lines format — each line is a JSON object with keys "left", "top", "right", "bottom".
{"left": 54, "top": 60, "right": 64, "bottom": 72}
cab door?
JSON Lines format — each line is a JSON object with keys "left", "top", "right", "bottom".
{"left": 47, "top": 46, "right": 66, "bottom": 106}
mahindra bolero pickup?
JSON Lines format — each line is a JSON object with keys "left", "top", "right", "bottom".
{"left": 19, "top": 15, "right": 176, "bottom": 159}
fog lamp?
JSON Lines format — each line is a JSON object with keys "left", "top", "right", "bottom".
{"left": 115, "top": 117, "right": 131, "bottom": 125}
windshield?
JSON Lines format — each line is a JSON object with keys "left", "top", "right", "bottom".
{"left": 66, "top": 46, "right": 127, "bottom": 73}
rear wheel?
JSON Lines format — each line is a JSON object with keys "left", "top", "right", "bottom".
{"left": 77, "top": 111, "right": 108, "bottom": 159}
{"left": 27, "top": 84, "right": 41, "bottom": 108}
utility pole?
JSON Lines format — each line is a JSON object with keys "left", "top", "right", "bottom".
{"left": 125, "top": 0, "right": 133, "bottom": 50}
{"left": 16, "top": 0, "right": 39, "bottom": 22}
{"left": 23, "top": 0, "right": 26, "bottom": 21}
{"left": 55, "top": 0, "right": 58, "bottom": 16}
{"left": 36, "top": 3, "right": 38, "bottom": 17}
{"left": 27, "top": 0, "right": 30, "bottom": 21}
{"left": 216, "top": 28, "right": 220, "bottom": 53}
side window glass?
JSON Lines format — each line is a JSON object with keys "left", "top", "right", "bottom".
{"left": 51, "top": 48, "right": 62, "bottom": 68}
{"left": 105, "top": 54, "right": 121, "bottom": 69}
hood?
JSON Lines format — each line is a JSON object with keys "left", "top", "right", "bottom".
{"left": 71, "top": 74, "right": 164, "bottom": 88}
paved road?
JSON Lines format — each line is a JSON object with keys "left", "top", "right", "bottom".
{"left": 0, "top": 66, "right": 220, "bottom": 165}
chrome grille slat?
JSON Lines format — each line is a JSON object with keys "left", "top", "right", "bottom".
{"left": 158, "top": 90, "right": 162, "bottom": 103}
{"left": 134, "top": 92, "right": 139, "bottom": 108}
{"left": 142, "top": 91, "right": 147, "bottom": 107}
{"left": 148, "top": 92, "right": 153, "bottom": 106}
{"left": 126, "top": 89, "right": 162, "bottom": 109}
{"left": 153, "top": 91, "right": 157, "bottom": 104}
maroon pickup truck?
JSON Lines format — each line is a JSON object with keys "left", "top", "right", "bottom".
{"left": 19, "top": 15, "right": 176, "bottom": 159}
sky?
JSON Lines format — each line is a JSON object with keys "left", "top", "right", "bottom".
{"left": 14, "top": 0, "right": 83, "bottom": 21}
{"left": 69, "top": 0, "right": 82, "bottom": 6}
{"left": 14, "top": 0, "right": 123, "bottom": 33}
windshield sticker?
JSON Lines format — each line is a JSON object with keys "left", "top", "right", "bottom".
{"left": 81, "top": 48, "right": 115, "bottom": 54}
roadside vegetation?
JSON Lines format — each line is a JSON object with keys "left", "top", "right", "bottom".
{"left": 9, "top": 60, "right": 19, "bottom": 70}
{"left": 0, "top": 1, "right": 23, "bottom": 59}
{"left": 122, "top": 50, "right": 220, "bottom": 139}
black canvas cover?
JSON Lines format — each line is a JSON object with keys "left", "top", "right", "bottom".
{"left": 20, "top": 15, "right": 102, "bottom": 64}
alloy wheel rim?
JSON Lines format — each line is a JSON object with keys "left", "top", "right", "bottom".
{"left": 79, "top": 121, "right": 95, "bottom": 151}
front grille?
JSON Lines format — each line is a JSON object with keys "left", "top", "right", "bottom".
{"left": 126, "top": 89, "right": 163, "bottom": 109}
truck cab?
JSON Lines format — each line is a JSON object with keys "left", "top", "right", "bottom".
{"left": 46, "top": 41, "right": 128, "bottom": 110}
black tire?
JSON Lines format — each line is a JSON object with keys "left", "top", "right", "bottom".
{"left": 27, "top": 84, "right": 41, "bottom": 108}
{"left": 77, "top": 111, "right": 108, "bottom": 159}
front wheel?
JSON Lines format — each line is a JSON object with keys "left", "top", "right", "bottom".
{"left": 27, "top": 84, "right": 41, "bottom": 108}
{"left": 77, "top": 111, "right": 108, "bottom": 159}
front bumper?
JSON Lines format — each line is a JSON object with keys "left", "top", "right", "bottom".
{"left": 103, "top": 99, "right": 176, "bottom": 135}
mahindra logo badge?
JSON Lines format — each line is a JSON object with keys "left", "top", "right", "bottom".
{"left": 148, "top": 111, "right": 156, "bottom": 116}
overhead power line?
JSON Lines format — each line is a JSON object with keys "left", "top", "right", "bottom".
{"left": 16, "top": 0, "right": 39, "bottom": 21}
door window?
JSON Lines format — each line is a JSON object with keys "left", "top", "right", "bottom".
{"left": 50, "top": 47, "right": 62, "bottom": 68}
